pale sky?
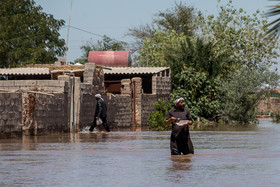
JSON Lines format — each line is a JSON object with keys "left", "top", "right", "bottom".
{"left": 34, "top": 0, "right": 276, "bottom": 63}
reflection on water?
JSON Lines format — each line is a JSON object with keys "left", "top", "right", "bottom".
{"left": 169, "top": 155, "right": 192, "bottom": 171}
{"left": 0, "top": 119, "right": 280, "bottom": 186}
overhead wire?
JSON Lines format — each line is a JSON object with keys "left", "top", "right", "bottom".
{"left": 1, "top": 25, "right": 138, "bottom": 50}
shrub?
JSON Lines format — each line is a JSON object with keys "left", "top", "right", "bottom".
{"left": 148, "top": 99, "right": 173, "bottom": 131}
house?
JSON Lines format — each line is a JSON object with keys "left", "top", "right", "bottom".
{"left": 0, "top": 63, "right": 171, "bottom": 137}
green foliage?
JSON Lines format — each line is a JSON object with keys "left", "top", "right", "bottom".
{"left": 138, "top": 31, "right": 229, "bottom": 122}
{"left": 148, "top": 99, "right": 172, "bottom": 131}
{"left": 136, "top": 30, "right": 183, "bottom": 67}
{"left": 127, "top": 2, "right": 199, "bottom": 56}
{"left": 134, "top": 0, "right": 280, "bottom": 127}
{"left": 198, "top": 1, "right": 279, "bottom": 69}
{"left": 170, "top": 68, "right": 221, "bottom": 121}
{"left": 264, "top": 1, "right": 280, "bottom": 38}
{"left": 74, "top": 35, "right": 127, "bottom": 64}
{"left": 273, "top": 113, "right": 280, "bottom": 123}
{"left": 218, "top": 66, "right": 280, "bottom": 124}
{"left": 0, "top": 0, "right": 65, "bottom": 67}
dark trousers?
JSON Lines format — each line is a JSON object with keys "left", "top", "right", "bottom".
{"left": 170, "top": 135, "right": 194, "bottom": 155}
{"left": 89, "top": 117, "right": 110, "bottom": 132}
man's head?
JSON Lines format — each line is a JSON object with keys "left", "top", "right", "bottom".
{"left": 174, "top": 97, "right": 185, "bottom": 109}
{"left": 95, "top": 94, "right": 102, "bottom": 100}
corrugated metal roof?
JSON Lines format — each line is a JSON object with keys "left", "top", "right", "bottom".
{"left": 0, "top": 68, "right": 50, "bottom": 75}
{"left": 0, "top": 67, "right": 170, "bottom": 76}
{"left": 103, "top": 67, "right": 169, "bottom": 75}
{"left": 50, "top": 69, "right": 84, "bottom": 74}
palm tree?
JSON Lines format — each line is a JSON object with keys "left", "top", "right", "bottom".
{"left": 265, "top": 0, "right": 280, "bottom": 37}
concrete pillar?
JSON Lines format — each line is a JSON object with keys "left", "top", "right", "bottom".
{"left": 69, "top": 76, "right": 81, "bottom": 133}
{"left": 132, "top": 77, "right": 142, "bottom": 131}
{"left": 84, "top": 63, "right": 96, "bottom": 85}
{"left": 58, "top": 75, "right": 71, "bottom": 131}
{"left": 152, "top": 75, "right": 157, "bottom": 94}
{"left": 74, "top": 77, "right": 81, "bottom": 131}
{"left": 57, "top": 75, "right": 80, "bottom": 133}
{"left": 121, "top": 79, "right": 131, "bottom": 95}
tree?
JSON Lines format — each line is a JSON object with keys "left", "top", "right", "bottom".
{"left": 74, "top": 35, "right": 127, "bottom": 64}
{"left": 264, "top": 0, "right": 280, "bottom": 37}
{"left": 218, "top": 66, "right": 280, "bottom": 124}
{"left": 199, "top": 0, "right": 280, "bottom": 123}
{"left": 0, "top": 0, "right": 65, "bottom": 67}
{"left": 138, "top": 30, "right": 231, "bottom": 121}
{"left": 136, "top": 0, "right": 280, "bottom": 125}
{"left": 199, "top": 1, "right": 279, "bottom": 69}
{"left": 127, "top": 2, "right": 199, "bottom": 53}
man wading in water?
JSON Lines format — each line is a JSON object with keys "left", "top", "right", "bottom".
{"left": 165, "top": 97, "right": 194, "bottom": 155}
{"left": 89, "top": 94, "right": 110, "bottom": 132}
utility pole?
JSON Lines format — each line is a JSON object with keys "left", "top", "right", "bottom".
{"left": 65, "top": 0, "right": 73, "bottom": 64}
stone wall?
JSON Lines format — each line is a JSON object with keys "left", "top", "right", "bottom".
{"left": 256, "top": 97, "right": 280, "bottom": 114}
{"left": 0, "top": 92, "right": 22, "bottom": 138}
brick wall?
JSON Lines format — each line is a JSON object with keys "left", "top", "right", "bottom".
{"left": 0, "top": 92, "right": 22, "bottom": 138}
{"left": 0, "top": 65, "right": 172, "bottom": 136}
{"left": 0, "top": 79, "right": 70, "bottom": 137}
{"left": 78, "top": 64, "right": 104, "bottom": 130}
{"left": 78, "top": 93, "right": 133, "bottom": 131}
{"left": 22, "top": 92, "right": 69, "bottom": 135}
{"left": 152, "top": 76, "right": 171, "bottom": 95}
{"left": 106, "top": 94, "right": 132, "bottom": 130}
{"left": 79, "top": 93, "right": 96, "bottom": 129}
{"left": 0, "top": 80, "right": 67, "bottom": 93}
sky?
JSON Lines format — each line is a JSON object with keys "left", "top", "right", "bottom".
{"left": 34, "top": 0, "right": 276, "bottom": 63}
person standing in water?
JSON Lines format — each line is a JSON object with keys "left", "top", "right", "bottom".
{"left": 165, "top": 97, "right": 194, "bottom": 155}
{"left": 89, "top": 94, "right": 110, "bottom": 132}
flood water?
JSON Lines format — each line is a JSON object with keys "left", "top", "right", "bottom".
{"left": 0, "top": 119, "right": 280, "bottom": 187}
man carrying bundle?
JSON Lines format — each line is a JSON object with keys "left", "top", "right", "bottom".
{"left": 89, "top": 94, "right": 110, "bottom": 132}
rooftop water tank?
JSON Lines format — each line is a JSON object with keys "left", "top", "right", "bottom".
{"left": 88, "top": 51, "right": 131, "bottom": 67}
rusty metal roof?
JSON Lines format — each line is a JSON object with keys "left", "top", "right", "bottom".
{"left": 0, "top": 68, "right": 50, "bottom": 75}
{"left": 103, "top": 67, "right": 169, "bottom": 75}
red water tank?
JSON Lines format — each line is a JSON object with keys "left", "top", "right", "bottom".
{"left": 88, "top": 51, "right": 131, "bottom": 67}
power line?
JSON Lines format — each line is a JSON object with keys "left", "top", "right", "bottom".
{"left": 69, "top": 25, "right": 134, "bottom": 46}
{"left": 70, "top": 25, "right": 104, "bottom": 38}
{"left": 1, "top": 25, "right": 138, "bottom": 49}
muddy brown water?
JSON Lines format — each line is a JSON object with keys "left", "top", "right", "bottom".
{"left": 0, "top": 119, "right": 280, "bottom": 186}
